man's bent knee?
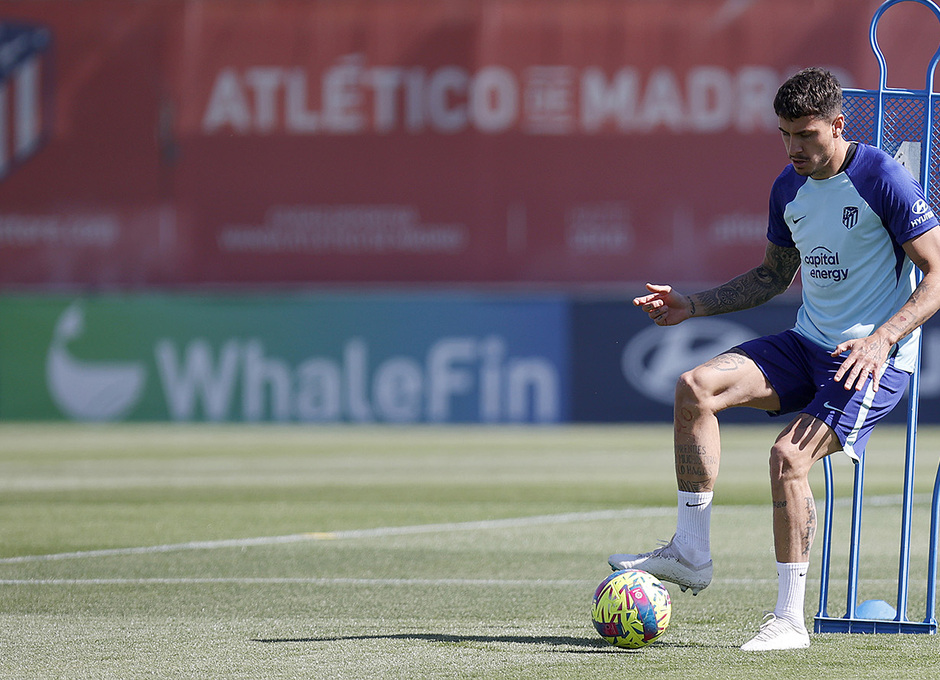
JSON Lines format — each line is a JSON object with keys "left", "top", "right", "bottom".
{"left": 769, "top": 440, "right": 812, "bottom": 484}
{"left": 770, "top": 415, "right": 841, "bottom": 483}
{"left": 675, "top": 352, "right": 753, "bottom": 412}
{"left": 675, "top": 367, "right": 716, "bottom": 414}
{"left": 677, "top": 351, "right": 778, "bottom": 414}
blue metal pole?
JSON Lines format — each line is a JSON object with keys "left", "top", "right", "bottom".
{"left": 816, "top": 456, "right": 836, "bottom": 621}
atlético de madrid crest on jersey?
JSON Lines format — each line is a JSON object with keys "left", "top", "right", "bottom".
{"left": 842, "top": 206, "right": 859, "bottom": 229}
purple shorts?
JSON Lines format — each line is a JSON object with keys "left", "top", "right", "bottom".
{"left": 734, "top": 330, "right": 910, "bottom": 460}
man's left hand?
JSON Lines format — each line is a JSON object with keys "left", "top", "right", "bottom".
{"left": 831, "top": 333, "right": 893, "bottom": 392}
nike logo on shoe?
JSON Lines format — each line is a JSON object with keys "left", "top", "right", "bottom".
{"left": 608, "top": 539, "right": 713, "bottom": 595}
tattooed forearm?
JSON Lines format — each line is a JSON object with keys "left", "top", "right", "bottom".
{"left": 882, "top": 281, "right": 936, "bottom": 344}
{"left": 691, "top": 243, "right": 799, "bottom": 316}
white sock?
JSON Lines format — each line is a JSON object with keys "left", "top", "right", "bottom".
{"left": 774, "top": 561, "right": 809, "bottom": 629}
{"left": 674, "top": 490, "right": 712, "bottom": 565}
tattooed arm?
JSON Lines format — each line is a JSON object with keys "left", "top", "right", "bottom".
{"left": 691, "top": 242, "right": 801, "bottom": 316}
{"left": 833, "top": 228, "right": 940, "bottom": 392}
{"left": 633, "top": 241, "right": 801, "bottom": 326}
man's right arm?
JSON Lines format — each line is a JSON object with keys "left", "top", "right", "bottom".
{"left": 691, "top": 241, "right": 801, "bottom": 316}
{"left": 634, "top": 241, "right": 800, "bottom": 326}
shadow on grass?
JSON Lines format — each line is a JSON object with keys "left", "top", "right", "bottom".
{"left": 252, "top": 632, "right": 704, "bottom": 652}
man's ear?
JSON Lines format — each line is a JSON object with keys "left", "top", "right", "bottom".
{"left": 832, "top": 113, "right": 845, "bottom": 139}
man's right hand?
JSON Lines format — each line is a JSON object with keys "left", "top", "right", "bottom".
{"left": 633, "top": 283, "right": 694, "bottom": 326}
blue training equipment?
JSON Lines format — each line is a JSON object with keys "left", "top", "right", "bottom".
{"left": 814, "top": 0, "right": 940, "bottom": 635}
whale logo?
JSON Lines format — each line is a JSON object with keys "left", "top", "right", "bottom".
{"left": 46, "top": 302, "right": 146, "bottom": 421}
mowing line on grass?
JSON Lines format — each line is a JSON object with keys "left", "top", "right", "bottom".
{"left": 0, "top": 577, "right": 598, "bottom": 586}
{"left": 0, "top": 493, "right": 926, "bottom": 565}
{"left": 0, "top": 576, "right": 910, "bottom": 587}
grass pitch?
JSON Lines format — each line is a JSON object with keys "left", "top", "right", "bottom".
{"left": 0, "top": 423, "right": 938, "bottom": 679}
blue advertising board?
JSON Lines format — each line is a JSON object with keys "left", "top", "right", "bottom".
{"left": 571, "top": 297, "right": 940, "bottom": 425}
{"left": 5, "top": 292, "right": 940, "bottom": 424}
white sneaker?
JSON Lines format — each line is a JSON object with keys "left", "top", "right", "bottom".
{"left": 607, "top": 537, "right": 712, "bottom": 595}
{"left": 740, "top": 613, "right": 810, "bottom": 651}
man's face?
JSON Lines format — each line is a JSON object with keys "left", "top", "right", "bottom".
{"left": 778, "top": 114, "right": 845, "bottom": 179}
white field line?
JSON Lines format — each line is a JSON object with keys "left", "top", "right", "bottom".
{"left": 0, "top": 494, "right": 928, "bottom": 566}
{"left": 0, "top": 508, "right": 674, "bottom": 564}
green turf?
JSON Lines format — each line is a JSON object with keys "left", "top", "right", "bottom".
{"left": 0, "top": 423, "right": 938, "bottom": 679}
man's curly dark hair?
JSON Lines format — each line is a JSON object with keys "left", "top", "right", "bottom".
{"left": 773, "top": 67, "right": 843, "bottom": 121}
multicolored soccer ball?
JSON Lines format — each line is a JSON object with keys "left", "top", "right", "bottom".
{"left": 592, "top": 569, "right": 671, "bottom": 648}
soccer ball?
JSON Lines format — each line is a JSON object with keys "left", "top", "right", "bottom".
{"left": 592, "top": 569, "right": 671, "bottom": 648}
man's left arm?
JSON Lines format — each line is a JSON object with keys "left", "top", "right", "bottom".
{"left": 833, "top": 227, "right": 940, "bottom": 391}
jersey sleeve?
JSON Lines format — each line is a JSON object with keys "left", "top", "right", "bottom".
{"left": 851, "top": 147, "right": 940, "bottom": 245}
{"left": 766, "top": 167, "right": 800, "bottom": 248}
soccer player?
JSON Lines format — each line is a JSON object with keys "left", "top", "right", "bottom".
{"left": 609, "top": 67, "right": 940, "bottom": 651}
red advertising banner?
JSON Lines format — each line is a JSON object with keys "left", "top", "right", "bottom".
{"left": 1, "top": 0, "right": 938, "bottom": 288}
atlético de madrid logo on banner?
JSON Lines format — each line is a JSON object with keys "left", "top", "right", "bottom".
{"left": 0, "top": 21, "right": 53, "bottom": 181}
{"left": 842, "top": 206, "right": 859, "bottom": 229}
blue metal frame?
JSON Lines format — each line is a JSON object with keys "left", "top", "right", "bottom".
{"left": 814, "top": 0, "right": 940, "bottom": 635}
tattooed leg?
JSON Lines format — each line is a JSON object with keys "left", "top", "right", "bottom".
{"left": 673, "top": 351, "right": 774, "bottom": 492}
{"left": 769, "top": 414, "right": 841, "bottom": 562}
{"left": 675, "top": 428, "right": 719, "bottom": 493}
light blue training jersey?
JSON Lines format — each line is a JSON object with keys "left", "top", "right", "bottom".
{"left": 767, "top": 142, "right": 939, "bottom": 373}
